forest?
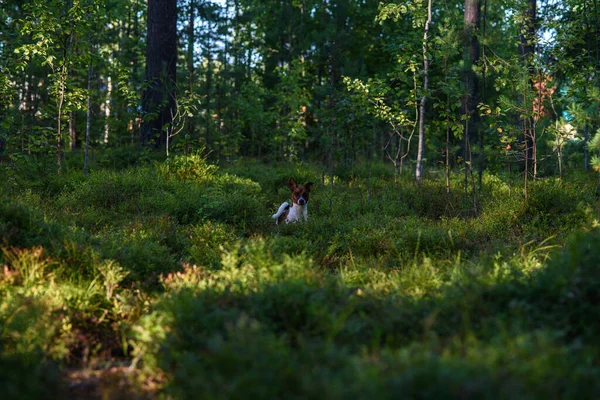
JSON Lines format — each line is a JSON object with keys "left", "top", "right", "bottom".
{"left": 1, "top": 0, "right": 600, "bottom": 398}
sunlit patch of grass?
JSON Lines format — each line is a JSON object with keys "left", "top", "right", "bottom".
{"left": 0, "top": 246, "right": 142, "bottom": 376}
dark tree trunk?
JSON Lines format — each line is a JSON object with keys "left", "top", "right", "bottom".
{"left": 204, "top": 25, "right": 213, "bottom": 149}
{"left": 463, "top": 0, "right": 480, "bottom": 184}
{"left": 187, "top": 0, "right": 195, "bottom": 149}
{"left": 141, "top": 0, "right": 178, "bottom": 148}
{"left": 84, "top": 50, "right": 93, "bottom": 175}
{"left": 479, "top": 0, "right": 487, "bottom": 186}
{"left": 463, "top": 0, "right": 480, "bottom": 212}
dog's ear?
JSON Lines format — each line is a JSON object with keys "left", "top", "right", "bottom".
{"left": 305, "top": 182, "right": 314, "bottom": 192}
{"left": 288, "top": 177, "right": 298, "bottom": 191}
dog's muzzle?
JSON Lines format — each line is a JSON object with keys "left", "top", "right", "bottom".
{"left": 298, "top": 198, "right": 306, "bottom": 206}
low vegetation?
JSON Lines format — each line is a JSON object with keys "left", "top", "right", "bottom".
{"left": 1, "top": 152, "right": 599, "bottom": 399}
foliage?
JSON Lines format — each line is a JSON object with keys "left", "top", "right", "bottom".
{"left": 1, "top": 156, "right": 600, "bottom": 397}
{"left": 131, "top": 218, "right": 600, "bottom": 399}
{"left": 157, "top": 149, "right": 217, "bottom": 182}
{"left": 2, "top": 0, "right": 600, "bottom": 397}
{"left": 590, "top": 129, "right": 600, "bottom": 173}
{"left": 1, "top": 0, "right": 598, "bottom": 182}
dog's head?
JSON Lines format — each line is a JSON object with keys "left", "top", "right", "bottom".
{"left": 288, "top": 178, "right": 314, "bottom": 206}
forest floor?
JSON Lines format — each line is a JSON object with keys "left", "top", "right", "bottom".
{"left": 2, "top": 153, "right": 600, "bottom": 399}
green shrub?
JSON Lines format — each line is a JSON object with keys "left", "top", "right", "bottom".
{"left": 188, "top": 221, "right": 238, "bottom": 268}
{"left": 0, "top": 200, "right": 64, "bottom": 251}
{"left": 102, "top": 235, "right": 176, "bottom": 281}
{"left": 54, "top": 169, "right": 157, "bottom": 215}
{"left": 95, "top": 145, "right": 158, "bottom": 170}
{"left": 148, "top": 184, "right": 205, "bottom": 224}
{"left": 132, "top": 229, "right": 600, "bottom": 399}
{"left": 196, "top": 173, "right": 264, "bottom": 227}
{"left": 526, "top": 228, "right": 600, "bottom": 341}
{"left": 524, "top": 180, "right": 589, "bottom": 236}
{"left": 0, "top": 353, "right": 63, "bottom": 400}
{"left": 157, "top": 150, "right": 217, "bottom": 182}
{"left": 5, "top": 155, "right": 600, "bottom": 399}
{"left": 0, "top": 245, "right": 135, "bottom": 390}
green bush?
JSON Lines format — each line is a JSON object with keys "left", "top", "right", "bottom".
{"left": 0, "top": 199, "right": 64, "bottom": 252}
{"left": 3, "top": 155, "right": 600, "bottom": 398}
{"left": 131, "top": 229, "right": 600, "bottom": 399}
{"left": 95, "top": 145, "right": 158, "bottom": 170}
{"left": 188, "top": 221, "right": 238, "bottom": 268}
{"left": 196, "top": 173, "right": 264, "bottom": 227}
{"left": 157, "top": 150, "right": 217, "bottom": 182}
{"left": 102, "top": 235, "right": 176, "bottom": 281}
{"left": 0, "top": 353, "right": 63, "bottom": 400}
{"left": 524, "top": 180, "right": 589, "bottom": 235}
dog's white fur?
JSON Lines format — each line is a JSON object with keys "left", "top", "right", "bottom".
{"left": 272, "top": 201, "right": 308, "bottom": 224}
{"left": 272, "top": 178, "right": 313, "bottom": 225}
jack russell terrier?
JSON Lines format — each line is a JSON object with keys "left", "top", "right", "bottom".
{"left": 272, "top": 178, "right": 314, "bottom": 224}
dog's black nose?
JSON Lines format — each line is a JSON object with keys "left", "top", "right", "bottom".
{"left": 298, "top": 198, "right": 306, "bottom": 205}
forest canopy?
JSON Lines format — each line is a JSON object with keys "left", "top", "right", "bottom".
{"left": 1, "top": 0, "right": 599, "bottom": 183}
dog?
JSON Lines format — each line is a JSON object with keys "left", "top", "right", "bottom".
{"left": 272, "top": 178, "right": 314, "bottom": 225}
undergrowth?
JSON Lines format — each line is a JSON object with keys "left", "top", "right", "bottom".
{"left": 1, "top": 154, "right": 599, "bottom": 399}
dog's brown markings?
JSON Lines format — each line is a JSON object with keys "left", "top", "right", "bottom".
{"left": 277, "top": 204, "right": 290, "bottom": 225}
{"left": 288, "top": 178, "right": 314, "bottom": 205}
{"left": 275, "top": 178, "right": 314, "bottom": 225}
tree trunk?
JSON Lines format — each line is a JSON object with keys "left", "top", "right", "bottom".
{"left": 67, "top": 30, "right": 77, "bottom": 152}
{"left": 585, "top": 121, "right": 590, "bottom": 171}
{"left": 331, "top": 46, "right": 336, "bottom": 190}
{"left": 141, "top": 0, "right": 178, "bottom": 148}
{"left": 463, "top": 0, "right": 480, "bottom": 211}
{"left": 518, "top": 0, "right": 536, "bottom": 190}
{"left": 480, "top": 0, "right": 487, "bottom": 186}
{"left": 104, "top": 76, "right": 111, "bottom": 144}
{"left": 518, "top": 0, "right": 536, "bottom": 71}
{"left": 205, "top": 32, "right": 212, "bottom": 148}
{"left": 584, "top": 0, "right": 594, "bottom": 171}
{"left": 131, "top": 0, "right": 141, "bottom": 144}
{"left": 415, "top": 0, "right": 432, "bottom": 184}
{"left": 84, "top": 55, "right": 92, "bottom": 175}
{"left": 69, "top": 112, "right": 77, "bottom": 150}
{"left": 463, "top": 0, "right": 480, "bottom": 186}
{"left": 57, "top": 64, "right": 67, "bottom": 174}
{"left": 187, "top": 0, "right": 195, "bottom": 147}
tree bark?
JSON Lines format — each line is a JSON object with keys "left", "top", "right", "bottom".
{"left": 463, "top": 0, "right": 480, "bottom": 186}
{"left": 57, "top": 63, "right": 66, "bottom": 174}
{"left": 141, "top": 0, "right": 178, "bottom": 148}
{"left": 416, "top": 0, "right": 432, "bottom": 184}
{"left": 187, "top": 0, "right": 195, "bottom": 150}
{"left": 205, "top": 25, "right": 213, "bottom": 148}
{"left": 84, "top": 44, "right": 93, "bottom": 175}
{"left": 518, "top": 0, "right": 536, "bottom": 188}
{"left": 479, "top": 0, "right": 487, "bottom": 186}
{"left": 103, "top": 76, "right": 111, "bottom": 144}
{"left": 69, "top": 112, "right": 77, "bottom": 150}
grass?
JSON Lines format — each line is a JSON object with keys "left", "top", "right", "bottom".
{"left": 1, "top": 152, "right": 599, "bottom": 399}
